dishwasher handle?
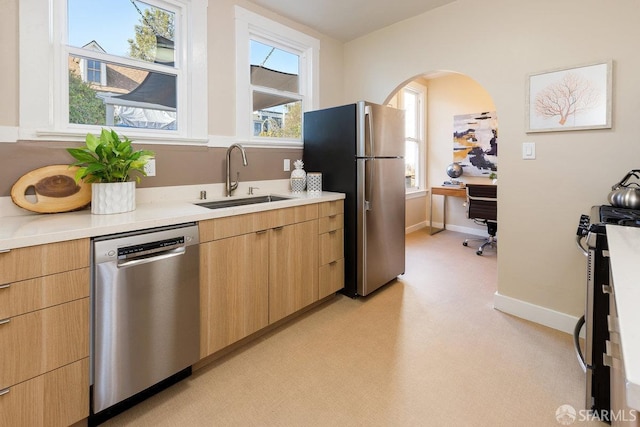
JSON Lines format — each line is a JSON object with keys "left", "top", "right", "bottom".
{"left": 117, "top": 247, "right": 186, "bottom": 268}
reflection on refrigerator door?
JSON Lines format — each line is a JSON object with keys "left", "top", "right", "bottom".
{"left": 358, "top": 157, "right": 405, "bottom": 296}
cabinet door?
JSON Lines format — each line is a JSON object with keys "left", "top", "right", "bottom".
{"left": 0, "top": 358, "right": 89, "bottom": 427}
{"left": 0, "top": 239, "right": 89, "bottom": 285}
{"left": 269, "top": 220, "right": 318, "bottom": 323}
{"left": 319, "top": 258, "right": 344, "bottom": 299}
{"left": 200, "top": 232, "right": 269, "bottom": 357}
{"left": 0, "top": 299, "right": 89, "bottom": 388}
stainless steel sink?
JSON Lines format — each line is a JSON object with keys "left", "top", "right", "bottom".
{"left": 195, "top": 195, "right": 291, "bottom": 209}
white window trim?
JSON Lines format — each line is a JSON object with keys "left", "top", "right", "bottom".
{"left": 18, "top": 0, "right": 208, "bottom": 145}
{"left": 403, "top": 82, "right": 427, "bottom": 193}
{"left": 235, "top": 6, "right": 319, "bottom": 148}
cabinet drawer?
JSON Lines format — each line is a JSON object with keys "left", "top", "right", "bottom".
{"left": 319, "top": 200, "right": 344, "bottom": 218}
{"left": 319, "top": 258, "right": 344, "bottom": 299}
{"left": 0, "top": 358, "right": 89, "bottom": 427}
{"left": 0, "top": 298, "right": 89, "bottom": 388}
{"left": 200, "top": 205, "right": 319, "bottom": 241}
{"left": 319, "top": 229, "right": 344, "bottom": 266}
{"left": 199, "top": 212, "right": 273, "bottom": 242}
{"left": 0, "top": 268, "right": 89, "bottom": 319}
{"left": 0, "top": 239, "right": 89, "bottom": 285}
{"left": 318, "top": 214, "right": 343, "bottom": 234}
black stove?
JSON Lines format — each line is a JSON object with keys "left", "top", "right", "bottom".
{"left": 573, "top": 204, "right": 640, "bottom": 423}
{"left": 598, "top": 205, "right": 640, "bottom": 227}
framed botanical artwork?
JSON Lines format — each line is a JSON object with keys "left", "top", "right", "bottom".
{"left": 526, "top": 61, "right": 612, "bottom": 133}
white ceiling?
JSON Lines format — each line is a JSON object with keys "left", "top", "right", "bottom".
{"left": 247, "top": 0, "right": 456, "bottom": 41}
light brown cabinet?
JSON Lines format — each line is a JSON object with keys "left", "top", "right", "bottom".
{"left": 318, "top": 200, "right": 345, "bottom": 299}
{"left": 269, "top": 220, "right": 318, "bottom": 323}
{"left": 199, "top": 204, "right": 321, "bottom": 357}
{"left": 0, "top": 238, "right": 90, "bottom": 427}
{"left": 200, "top": 231, "right": 269, "bottom": 357}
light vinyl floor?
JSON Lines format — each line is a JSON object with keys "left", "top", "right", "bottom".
{"left": 103, "top": 229, "right": 604, "bottom": 427}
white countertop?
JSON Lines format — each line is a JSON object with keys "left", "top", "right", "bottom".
{"left": 605, "top": 224, "right": 640, "bottom": 410}
{"left": 0, "top": 190, "right": 345, "bottom": 251}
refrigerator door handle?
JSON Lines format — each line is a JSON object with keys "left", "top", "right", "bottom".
{"left": 365, "top": 105, "right": 374, "bottom": 157}
{"left": 364, "top": 105, "right": 374, "bottom": 211}
{"left": 364, "top": 158, "right": 373, "bottom": 211}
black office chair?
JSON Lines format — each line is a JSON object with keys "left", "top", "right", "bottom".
{"left": 462, "top": 184, "right": 497, "bottom": 255}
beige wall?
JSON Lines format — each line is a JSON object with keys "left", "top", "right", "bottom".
{"left": 426, "top": 73, "right": 496, "bottom": 232}
{"left": 0, "top": 0, "right": 344, "bottom": 196}
{"left": 343, "top": 0, "right": 640, "bottom": 317}
{"left": 406, "top": 196, "right": 426, "bottom": 230}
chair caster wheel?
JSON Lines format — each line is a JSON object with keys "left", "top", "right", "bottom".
{"left": 476, "top": 250, "right": 483, "bottom": 256}
{"left": 462, "top": 242, "right": 468, "bottom": 246}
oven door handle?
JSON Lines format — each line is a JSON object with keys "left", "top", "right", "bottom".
{"left": 575, "top": 236, "right": 588, "bottom": 257}
{"left": 573, "top": 315, "right": 587, "bottom": 373}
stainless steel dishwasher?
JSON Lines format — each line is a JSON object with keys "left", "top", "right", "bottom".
{"left": 91, "top": 223, "right": 200, "bottom": 423}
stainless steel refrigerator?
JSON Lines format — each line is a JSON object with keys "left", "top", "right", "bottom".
{"left": 303, "top": 101, "right": 405, "bottom": 297}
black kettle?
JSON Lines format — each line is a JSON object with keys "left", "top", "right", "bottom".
{"left": 608, "top": 170, "right": 640, "bottom": 209}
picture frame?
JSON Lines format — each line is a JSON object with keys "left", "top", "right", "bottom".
{"left": 526, "top": 60, "right": 612, "bottom": 133}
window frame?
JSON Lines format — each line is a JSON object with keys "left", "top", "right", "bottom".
{"left": 18, "top": 0, "right": 208, "bottom": 144}
{"left": 400, "top": 82, "right": 427, "bottom": 194}
{"left": 235, "top": 6, "right": 319, "bottom": 148}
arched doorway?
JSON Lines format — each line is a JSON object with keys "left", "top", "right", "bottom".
{"left": 386, "top": 71, "right": 498, "bottom": 240}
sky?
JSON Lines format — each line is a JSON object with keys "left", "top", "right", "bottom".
{"left": 68, "top": 0, "right": 144, "bottom": 56}
{"left": 68, "top": 0, "right": 299, "bottom": 74}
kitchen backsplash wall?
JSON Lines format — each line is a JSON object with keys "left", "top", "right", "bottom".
{"left": 0, "top": 140, "right": 301, "bottom": 197}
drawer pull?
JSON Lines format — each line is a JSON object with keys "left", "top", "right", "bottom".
{"left": 0, "top": 388, "right": 9, "bottom": 397}
{"left": 256, "top": 230, "right": 268, "bottom": 235}
{"left": 0, "top": 318, "right": 10, "bottom": 326}
{"left": 273, "top": 226, "right": 284, "bottom": 231}
{"left": 329, "top": 261, "right": 338, "bottom": 265}
{"left": 608, "top": 315, "right": 620, "bottom": 333}
{"left": 329, "top": 214, "right": 337, "bottom": 219}
{"left": 606, "top": 340, "right": 621, "bottom": 359}
{"left": 0, "top": 284, "right": 10, "bottom": 290}
{"left": 329, "top": 230, "right": 337, "bottom": 234}
{"left": 603, "top": 354, "right": 620, "bottom": 369}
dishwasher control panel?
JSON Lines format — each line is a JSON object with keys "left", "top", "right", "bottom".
{"left": 93, "top": 223, "right": 199, "bottom": 264}
{"left": 118, "top": 236, "right": 185, "bottom": 259}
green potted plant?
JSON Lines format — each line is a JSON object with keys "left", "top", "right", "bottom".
{"left": 67, "top": 128, "right": 154, "bottom": 214}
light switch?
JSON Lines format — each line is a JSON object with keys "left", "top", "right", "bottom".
{"left": 523, "top": 142, "right": 536, "bottom": 160}
{"left": 284, "top": 159, "right": 290, "bottom": 171}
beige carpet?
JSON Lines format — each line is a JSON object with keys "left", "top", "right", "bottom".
{"left": 103, "top": 229, "right": 605, "bottom": 427}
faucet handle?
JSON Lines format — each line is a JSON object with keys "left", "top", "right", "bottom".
{"left": 248, "top": 186, "right": 259, "bottom": 195}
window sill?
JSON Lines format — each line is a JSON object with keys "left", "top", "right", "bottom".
{"left": 405, "top": 189, "right": 427, "bottom": 199}
{"left": 23, "top": 128, "right": 209, "bottom": 145}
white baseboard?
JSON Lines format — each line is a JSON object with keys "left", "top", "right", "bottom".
{"left": 412, "top": 222, "right": 486, "bottom": 237}
{"left": 445, "top": 223, "right": 487, "bottom": 237}
{"left": 406, "top": 221, "right": 427, "bottom": 234}
{"left": 493, "top": 291, "right": 581, "bottom": 336}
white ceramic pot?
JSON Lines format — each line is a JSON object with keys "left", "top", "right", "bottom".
{"left": 91, "top": 181, "right": 136, "bottom": 214}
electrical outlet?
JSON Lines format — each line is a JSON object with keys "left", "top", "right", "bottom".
{"left": 144, "top": 158, "right": 156, "bottom": 176}
{"left": 284, "top": 159, "right": 290, "bottom": 171}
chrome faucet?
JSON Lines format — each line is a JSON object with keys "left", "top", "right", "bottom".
{"left": 226, "top": 143, "right": 248, "bottom": 197}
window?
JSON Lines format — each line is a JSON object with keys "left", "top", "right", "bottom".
{"left": 250, "top": 40, "right": 301, "bottom": 139}
{"left": 235, "top": 7, "right": 319, "bottom": 146}
{"left": 401, "top": 84, "right": 426, "bottom": 191}
{"left": 19, "top": 0, "right": 208, "bottom": 143}
{"left": 86, "top": 60, "right": 102, "bottom": 84}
